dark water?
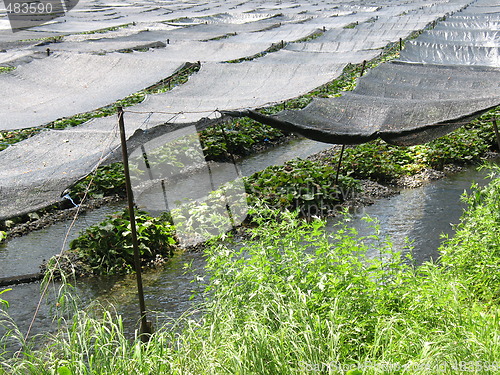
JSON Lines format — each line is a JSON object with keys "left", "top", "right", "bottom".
{"left": 0, "top": 139, "right": 496, "bottom": 348}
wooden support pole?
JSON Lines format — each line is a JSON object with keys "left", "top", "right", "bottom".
{"left": 161, "top": 180, "right": 170, "bottom": 212}
{"left": 335, "top": 144, "right": 346, "bottom": 186}
{"left": 117, "top": 107, "right": 152, "bottom": 343}
{"left": 493, "top": 118, "right": 500, "bottom": 152}
{"left": 141, "top": 145, "right": 154, "bottom": 181}
{"left": 217, "top": 121, "right": 237, "bottom": 229}
{"left": 360, "top": 60, "right": 367, "bottom": 77}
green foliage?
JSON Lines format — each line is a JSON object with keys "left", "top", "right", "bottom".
{"left": 70, "top": 163, "right": 126, "bottom": 200}
{"left": 69, "top": 210, "right": 176, "bottom": 275}
{"left": 4, "top": 186, "right": 500, "bottom": 372}
{"left": 170, "top": 179, "right": 248, "bottom": 246}
{"left": 343, "top": 21, "right": 358, "bottom": 29}
{"left": 341, "top": 141, "right": 409, "bottom": 182}
{"left": 225, "top": 41, "right": 286, "bottom": 63}
{"left": 199, "top": 118, "right": 285, "bottom": 160}
{"left": 425, "top": 126, "right": 491, "bottom": 170}
{"left": 0, "top": 231, "right": 6, "bottom": 242}
{"left": 0, "top": 67, "right": 14, "bottom": 74}
{"left": 245, "top": 159, "right": 360, "bottom": 216}
{"left": 336, "top": 110, "right": 499, "bottom": 183}
{"left": 57, "top": 366, "right": 72, "bottom": 375}
{"left": 439, "top": 164, "right": 500, "bottom": 303}
{"left": 78, "top": 24, "right": 130, "bottom": 35}
{"left": 0, "top": 127, "right": 40, "bottom": 152}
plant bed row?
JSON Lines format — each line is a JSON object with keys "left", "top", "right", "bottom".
{"left": 42, "top": 109, "right": 500, "bottom": 278}
{"left": 0, "top": 32, "right": 416, "bottom": 234}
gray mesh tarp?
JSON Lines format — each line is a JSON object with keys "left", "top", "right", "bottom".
{"left": 401, "top": 10, "right": 500, "bottom": 66}
{"left": 0, "top": 52, "right": 184, "bottom": 131}
{"left": 232, "top": 63, "right": 499, "bottom": 146}
{"left": 286, "top": 27, "right": 422, "bottom": 53}
{"left": 433, "top": 19, "right": 500, "bottom": 30}
{"left": 1, "top": 0, "right": 484, "bottom": 220}
{"left": 416, "top": 29, "right": 500, "bottom": 44}
{"left": 125, "top": 49, "right": 377, "bottom": 123}
{"left": 401, "top": 42, "right": 499, "bottom": 66}
{"left": 0, "top": 49, "right": 39, "bottom": 65}
{"left": 224, "top": 0, "right": 499, "bottom": 147}
{"left": 42, "top": 39, "right": 277, "bottom": 60}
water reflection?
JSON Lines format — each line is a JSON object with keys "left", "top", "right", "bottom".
{"left": 338, "top": 163, "right": 496, "bottom": 264}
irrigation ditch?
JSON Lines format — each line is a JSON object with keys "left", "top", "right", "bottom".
{"left": 0, "top": 136, "right": 498, "bottom": 347}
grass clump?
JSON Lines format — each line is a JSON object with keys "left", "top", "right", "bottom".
{"left": 439, "top": 163, "right": 500, "bottom": 303}
{"left": 0, "top": 67, "right": 14, "bottom": 74}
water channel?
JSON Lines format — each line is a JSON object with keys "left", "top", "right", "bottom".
{"left": 0, "top": 137, "right": 496, "bottom": 347}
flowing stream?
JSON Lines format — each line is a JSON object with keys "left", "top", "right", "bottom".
{"left": 0, "top": 137, "right": 496, "bottom": 348}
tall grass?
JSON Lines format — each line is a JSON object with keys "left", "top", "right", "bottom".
{"left": 2, "top": 166, "right": 500, "bottom": 374}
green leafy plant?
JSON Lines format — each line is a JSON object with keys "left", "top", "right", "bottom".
{"left": 69, "top": 210, "right": 177, "bottom": 275}
{"left": 199, "top": 118, "right": 286, "bottom": 160}
{"left": 4, "top": 184, "right": 500, "bottom": 372}
{"left": 70, "top": 163, "right": 126, "bottom": 200}
{"left": 331, "top": 110, "right": 499, "bottom": 183}
{"left": 0, "top": 67, "right": 15, "bottom": 74}
{"left": 245, "top": 158, "right": 360, "bottom": 216}
{"left": 341, "top": 141, "right": 408, "bottom": 181}
{"left": 426, "top": 124, "right": 492, "bottom": 169}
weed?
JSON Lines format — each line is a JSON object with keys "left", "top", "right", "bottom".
{"left": 4, "top": 176, "right": 500, "bottom": 373}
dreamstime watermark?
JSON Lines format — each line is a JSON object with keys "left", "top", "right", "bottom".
{"left": 127, "top": 124, "right": 376, "bottom": 247}
{"left": 299, "top": 360, "right": 500, "bottom": 373}
{"left": 3, "top": 0, "right": 78, "bottom": 32}
{"left": 129, "top": 125, "right": 248, "bottom": 248}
